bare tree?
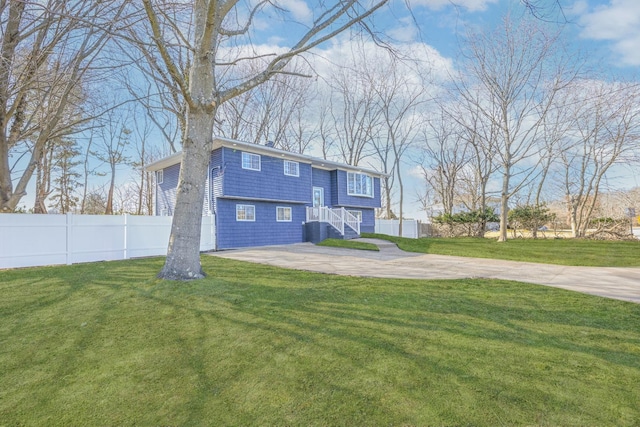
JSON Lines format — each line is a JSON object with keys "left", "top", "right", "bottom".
{"left": 130, "top": 111, "right": 158, "bottom": 215}
{"left": 444, "top": 90, "right": 501, "bottom": 236}
{"left": 453, "top": 13, "right": 578, "bottom": 241}
{"left": 216, "top": 60, "right": 317, "bottom": 153}
{"left": 82, "top": 187, "right": 108, "bottom": 215}
{"left": 373, "top": 61, "right": 425, "bottom": 233}
{"left": 320, "top": 47, "right": 384, "bottom": 166}
{"left": 94, "top": 109, "right": 131, "bottom": 215}
{"left": 556, "top": 80, "right": 640, "bottom": 237}
{"left": 354, "top": 46, "right": 428, "bottom": 224}
{"left": 418, "top": 111, "right": 469, "bottom": 220}
{"left": 48, "top": 137, "right": 82, "bottom": 214}
{"left": 125, "top": 77, "right": 184, "bottom": 155}
{"left": 79, "top": 134, "right": 96, "bottom": 214}
{"left": 0, "top": 0, "right": 127, "bottom": 212}
{"left": 134, "top": 0, "right": 389, "bottom": 279}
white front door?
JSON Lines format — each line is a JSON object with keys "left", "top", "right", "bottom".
{"left": 312, "top": 187, "right": 324, "bottom": 207}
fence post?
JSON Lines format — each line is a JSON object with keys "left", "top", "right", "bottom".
{"left": 123, "top": 213, "right": 128, "bottom": 260}
{"left": 66, "top": 212, "right": 73, "bottom": 265}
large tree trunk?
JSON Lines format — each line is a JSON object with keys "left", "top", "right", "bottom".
{"left": 158, "top": 109, "right": 214, "bottom": 280}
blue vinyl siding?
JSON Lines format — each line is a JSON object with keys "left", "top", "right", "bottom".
{"left": 359, "top": 208, "right": 376, "bottom": 233}
{"left": 222, "top": 147, "right": 311, "bottom": 202}
{"left": 330, "top": 171, "right": 339, "bottom": 206}
{"left": 154, "top": 143, "right": 383, "bottom": 248}
{"left": 156, "top": 163, "right": 180, "bottom": 215}
{"left": 216, "top": 199, "right": 305, "bottom": 249}
{"left": 311, "top": 168, "right": 332, "bottom": 207}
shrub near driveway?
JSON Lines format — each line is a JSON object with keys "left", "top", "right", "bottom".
{"left": 1, "top": 256, "right": 639, "bottom": 426}
{"left": 363, "top": 233, "right": 640, "bottom": 267}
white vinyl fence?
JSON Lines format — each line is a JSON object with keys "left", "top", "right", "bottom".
{"left": 0, "top": 213, "right": 215, "bottom": 269}
{"left": 374, "top": 219, "right": 420, "bottom": 239}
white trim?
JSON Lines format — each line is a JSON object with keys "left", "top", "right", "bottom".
{"left": 312, "top": 187, "right": 324, "bottom": 207}
{"left": 276, "top": 206, "right": 292, "bottom": 222}
{"left": 284, "top": 160, "right": 299, "bottom": 177}
{"left": 236, "top": 204, "right": 255, "bottom": 221}
{"left": 157, "top": 170, "right": 163, "bottom": 184}
{"left": 219, "top": 195, "right": 310, "bottom": 204}
{"left": 241, "top": 152, "right": 261, "bottom": 171}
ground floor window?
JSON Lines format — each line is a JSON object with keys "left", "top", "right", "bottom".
{"left": 236, "top": 204, "right": 255, "bottom": 221}
{"left": 347, "top": 210, "right": 362, "bottom": 222}
{"left": 276, "top": 206, "right": 292, "bottom": 222}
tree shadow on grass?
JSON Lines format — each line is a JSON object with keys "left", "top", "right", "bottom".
{"left": 2, "top": 256, "right": 640, "bottom": 426}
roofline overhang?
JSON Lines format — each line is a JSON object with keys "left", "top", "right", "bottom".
{"left": 146, "top": 136, "right": 388, "bottom": 178}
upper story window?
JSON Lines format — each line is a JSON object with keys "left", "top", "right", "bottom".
{"left": 236, "top": 204, "right": 255, "bottom": 221}
{"left": 242, "top": 152, "right": 261, "bottom": 171}
{"left": 284, "top": 160, "right": 299, "bottom": 177}
{"left": 347, "top": 172, "right": 373, "bottom": 198}
{"left": 157, "top": 170, "right": 163, "bottom": 184}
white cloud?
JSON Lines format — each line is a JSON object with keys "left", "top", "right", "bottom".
{"left": 387, "top": 16, "right": 419, "bottom": 42}
{"left": 277, "top": 0, "right": 313, "bottom": 23}
{"left": 407, "top": 0, "right": 498, "bottom": 12}
{"left": 576, "top": 0, "right": 640, "bottom": 66}
{"left": 309, "top": 36, "right": 453, "bottom": 84}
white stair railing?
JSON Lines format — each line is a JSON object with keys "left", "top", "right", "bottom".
{"left": 306, "top": 206, "right": 360, "bottom": 236}
{"left": 342, "top": 208, "right": 360, "bottom": 234}
{"left": 326, "top": 207, "right": 344, "bottom": 235}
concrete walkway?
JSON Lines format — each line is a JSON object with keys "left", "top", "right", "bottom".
{"left": 210, "top": 239, "right": 640, "bottom": 304}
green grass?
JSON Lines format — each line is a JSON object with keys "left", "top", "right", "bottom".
{"left": 317, "top": 238, "right": 380, "bottom": 251}
{"left": 362, "top": 233, "right": 640, "bottom": 267}
{"left": 1, "top": 257, "right": 640, "bottom": 426}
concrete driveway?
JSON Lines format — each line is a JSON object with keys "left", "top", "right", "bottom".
{"left": 210, "top": 238, "right": 640, "bottom": 304}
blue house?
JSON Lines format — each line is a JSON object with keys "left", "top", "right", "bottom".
{"left": 148, "top": 137, "right": 383, "bottom": 250}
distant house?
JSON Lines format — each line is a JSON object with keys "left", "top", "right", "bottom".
{"left": 147, "top": 137, "right": 383, "bottom": 250}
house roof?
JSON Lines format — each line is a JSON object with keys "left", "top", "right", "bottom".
{"left": 146, "top": 136, "right": 387, "bottom": 177}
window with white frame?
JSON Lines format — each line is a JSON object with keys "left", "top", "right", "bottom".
{"left": 276, "top": 206, "right": 292, "bottom": 222}
{"left": 283, "top": 160, "right": 299, "bottom": 177}
{"left": 347, "top": 210, "right": 362, "bottom": 222}
{"left": 347, "top": 172, "right": 373, "bottom": 197}
{"left": 157, "top": 170, "right": 163, "bottom": 184}
{"left": 241, "top": 152, "right": 261, "bottom": 171}
{"left": 236, "top": 204, "right": 255, "bottom": 221}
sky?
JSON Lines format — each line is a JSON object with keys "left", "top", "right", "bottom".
{"left": 16, "top": 0, "right": 640, "bottom": 218}
{"left": 381, "top": 0, "right": 640, "bottom": 71}
{"left": 304, "top": 0, "right": 640, "bottom": 220}
{"left": 406, "top": 0, "right": 640, "bottom": 219}
{"left": 150, "top": 0, "right": 640, "bottom": 220}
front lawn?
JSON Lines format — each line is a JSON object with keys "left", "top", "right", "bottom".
{"left": 317, "top": 238, "right": 380, "bottom": 251}
{"left": 1, "top": 256, "right": 639, "bottom": 426}
{"left": 362, "top": 233, "right": 640, "bottom": 267}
